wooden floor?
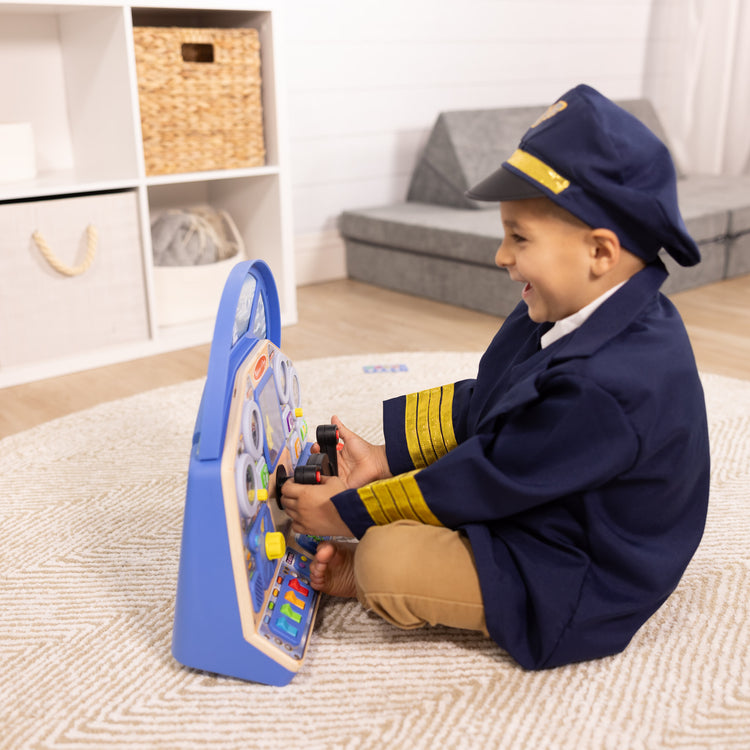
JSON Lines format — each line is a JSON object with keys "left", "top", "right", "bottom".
{"left": 2, "top": 274, "right": 749, "bottom": 438}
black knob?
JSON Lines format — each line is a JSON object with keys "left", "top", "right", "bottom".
{"left": 274, "top": 464, "right": 288, "bottom": 510}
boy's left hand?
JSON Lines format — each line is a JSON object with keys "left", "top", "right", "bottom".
{"left": 280, "top": 476, "right": 352, "bottom": 537}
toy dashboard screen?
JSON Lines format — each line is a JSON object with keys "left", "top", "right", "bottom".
{"left": 257, "top": 375, "right": 285, "bottom": 468}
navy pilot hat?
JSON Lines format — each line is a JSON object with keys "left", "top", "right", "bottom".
{"left": 466, "top": 84, "right": 701, "bottom": 267}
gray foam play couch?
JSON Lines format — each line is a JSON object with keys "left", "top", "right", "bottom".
{"left": 340, "top": 100, "right": 750, "bottom": 317}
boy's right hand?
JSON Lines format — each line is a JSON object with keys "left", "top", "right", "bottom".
{"left": 320, "top": 416, "right": 391, "bottom": 489}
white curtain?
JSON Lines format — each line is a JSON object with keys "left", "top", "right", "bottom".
{"left": 644, "top": 0, "right": 750, "bottom": 175}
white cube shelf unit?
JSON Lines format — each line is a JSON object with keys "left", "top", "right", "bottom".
{"left": 0, "top": 0, "right": 295, "bottom": 386}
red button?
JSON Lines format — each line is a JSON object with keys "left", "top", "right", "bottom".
{"left": 289, "top": 578, "right": 309, "bottom": 597}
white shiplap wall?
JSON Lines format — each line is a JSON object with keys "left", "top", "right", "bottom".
{"left": 282, "top": 0, "right": 654, "bottom": 284}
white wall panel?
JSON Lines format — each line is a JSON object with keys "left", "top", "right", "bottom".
{"left": 282, "top": 0, "right": 654, "bottom": 283}
{"left": 286, "top": 40, "right": 647, "bottom": 94}
{"left": 290, "top": 131, "right": 425, "bottom": 195}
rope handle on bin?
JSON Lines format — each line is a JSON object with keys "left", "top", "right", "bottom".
{"left": 32, "top": 225, "right": 99, "bottom": 277}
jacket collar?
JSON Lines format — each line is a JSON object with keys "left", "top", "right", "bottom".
{"left": 479, "top": 261, "right": 668, "bottom": 422}
{"left": 547, "top": 260, "right": 667, "bottom": 363}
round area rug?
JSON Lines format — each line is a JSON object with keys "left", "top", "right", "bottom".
{"left": 1, "top": 352, "right": 748, "bottom": 749}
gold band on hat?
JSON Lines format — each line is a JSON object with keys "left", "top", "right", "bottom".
{"left": 507, "top": 149, "right": 570, "bottom": 195}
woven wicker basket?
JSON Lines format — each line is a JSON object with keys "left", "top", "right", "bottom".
{"left": 133, "top": 26, "right": 265, "bottom": 175}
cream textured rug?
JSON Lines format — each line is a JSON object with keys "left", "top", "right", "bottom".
{"left": 1, "top": 352, "right": 749, "bottom": 749}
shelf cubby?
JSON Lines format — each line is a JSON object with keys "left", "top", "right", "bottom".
{"left": 0, "top": 0, "right": 295, "bottom": 387}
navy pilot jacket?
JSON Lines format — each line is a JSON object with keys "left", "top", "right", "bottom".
{"left": 331, "top": 262, "right": 710, "bottom": 670}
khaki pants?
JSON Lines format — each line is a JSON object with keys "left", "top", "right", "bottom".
{"left": 353, "top": 520, "right": 489, "bottom": 635}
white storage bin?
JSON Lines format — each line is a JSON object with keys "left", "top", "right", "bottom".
{"left": 0, "top": 190, "right": 149, "bottom": 367}
{"left": 153, "top": 255, "right": 242, "bottom": 327}
{"left": 149, "top": 205, "right": 245, "bottom": 327}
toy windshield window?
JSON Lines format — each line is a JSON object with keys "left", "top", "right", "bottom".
{"left": 232, "top": 272, "right": 269, "bottom": 347}
{"left": 252, "top": 293, "right": 267, "bottom": 340}
{"left": 232, "top": 275, "right": 257, "bottom": 346}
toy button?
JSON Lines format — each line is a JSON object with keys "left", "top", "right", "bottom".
{"left": 289, "top": 578, "right": 309, "bottom": 597}
{"left": 280, "top": 603, "right": 302, "bottom": 624}
{"left": 265, "top": 532, "right": 286, "bottom": 560}
{"left": 274, "top": 617, "right": 298, "bottom": 639}
{"left": 284, "top": 591, "right": 305, "bottom": 609}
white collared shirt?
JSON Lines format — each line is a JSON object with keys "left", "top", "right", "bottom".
{"left": 540, "top": 281, "right": 626, "bottom": 349}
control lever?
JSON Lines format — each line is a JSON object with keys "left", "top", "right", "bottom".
{"left": 316, "top": 424, "right": 340, "bottom": 477}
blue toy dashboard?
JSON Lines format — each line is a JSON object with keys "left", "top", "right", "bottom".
{"left": 171, "top": 260, "right": 326, "bottom": 686}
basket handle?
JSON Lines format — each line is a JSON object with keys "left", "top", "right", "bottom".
{"left": 32, "top": 225, "right": 99, "bottom": 277}
{"left": 218, "top": 208, "right": 245, "bottom": 258}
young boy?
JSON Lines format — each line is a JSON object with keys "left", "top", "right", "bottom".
{"left": 280, "top": 84, "right": 711, "bottom": 670}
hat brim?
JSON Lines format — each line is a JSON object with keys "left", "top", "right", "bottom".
{"left": 465, "top": 166, "right": 545, "bottom": 202}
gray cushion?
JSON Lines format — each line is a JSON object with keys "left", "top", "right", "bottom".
{"left": 340, "top": 203, "right": 502, "bottom": 266}
{"left": 340, "top": 197, "right": 730, "bottom": 267}
{"left": 727, "top": 231, "right": 750, "bottom": 277}
{"left": 677, "top": 174, "right": 750, "bottom": 236}
{"left": 407, "top": 106, "right": 546, "bottom": 210}
{"left": 660, "top": 239, "right": 726, "bottom": 294}
{"left": 345, "top": 238, "right": 520, "bottom": 317}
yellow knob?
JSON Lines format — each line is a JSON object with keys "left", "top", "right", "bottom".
{"left": 265, "top": 531, "right": 286, "bottom": 560}
{"left": 257, "top": 489, "right": 268, "bottom": 502}
{"left": 295, "top": 407, "right": 303, "bottom": 418}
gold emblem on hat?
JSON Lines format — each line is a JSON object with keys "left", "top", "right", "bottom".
{"left": 507, "top": 150, "right": 570, "bottom": 194}
{"left": 531, "top": 100, "right": 568, "bottom": 128}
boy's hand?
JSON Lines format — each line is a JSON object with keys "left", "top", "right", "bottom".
{"left": 315, "top": 416, "right": 392, "bottom": 489}
{"left": 280, "top": 475, "right": 353, "bottom": 537}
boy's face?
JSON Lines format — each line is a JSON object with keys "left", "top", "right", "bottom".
{"left": 496, "top": 198, "right": 600, "bottom": 323}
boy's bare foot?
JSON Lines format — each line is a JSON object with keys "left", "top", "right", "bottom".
{"left": 309, "top": 542, "right": 357, "bottom": 598}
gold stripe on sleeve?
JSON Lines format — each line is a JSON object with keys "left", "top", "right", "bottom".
{"left": 417, "top": 389, "right": 439, "bottom": 466}
{"left": 399, "top": 472, "right": 443, "bottom": 526}
{"left": 426, "top": 387, "right": 448, "bottom": 459}
{"left": 405, "top": 385, "right": 459, "bottom": 468}
{"left": 357, "top": 471, "right": 443, "bottom": 528}
{"left": 370, "top": 481, "right": 402, "bottom": 524}
{"left": 405, "top": 393, "right": 427, "bottom": 468}
{"left": 357, "top": 485, "right": 391, "bottom": 526}
{"left": 439, "top": 383, "right": 458, "bottom": 453}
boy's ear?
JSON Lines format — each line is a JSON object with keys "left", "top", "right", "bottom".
{"left": 589, "top": 228, "right": 621, "bottom": 276}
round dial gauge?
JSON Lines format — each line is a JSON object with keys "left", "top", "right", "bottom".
{"left": 273, "top": 357, "right": 292, "bottom": 404}
{"left": 290, "top": 367, "right": 301, "bottom": 409}
{"left": 241, "top": 399, "right": 264, "bottom": 459}
{"left": 235, "top": 452, "right": 259, "bottom": 519}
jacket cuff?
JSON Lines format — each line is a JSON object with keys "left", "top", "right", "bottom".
{"left": 383, "top": 395, "right": 416, "bottom": 475}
